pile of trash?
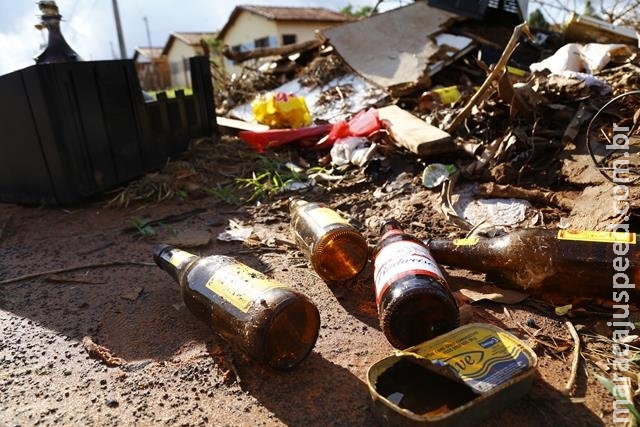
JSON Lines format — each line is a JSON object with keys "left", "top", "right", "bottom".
{"left": 205, "top": 2, "right": 639, "bottom": 236}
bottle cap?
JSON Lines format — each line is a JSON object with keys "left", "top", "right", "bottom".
{"left": 289, "top": 198, "right": 308, "bottom": 212}
{"left": 379, "top": 218, "right": 401, "bottom": 234}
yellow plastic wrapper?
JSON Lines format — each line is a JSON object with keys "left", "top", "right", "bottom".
{"left": 251, "top": 92, "right": 311, "bottom": 129}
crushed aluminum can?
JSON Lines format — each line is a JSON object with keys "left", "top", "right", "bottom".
{"left": 367, "top": 323, "right": 537, "bottom": 427}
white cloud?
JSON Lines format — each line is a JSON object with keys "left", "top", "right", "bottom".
{"left": 64, "top": 3, "right": 115, "bottom": 61}
{"left": 0, "top": 12, "right": 44, "bottom": 75}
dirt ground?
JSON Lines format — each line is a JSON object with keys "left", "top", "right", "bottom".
{"left": 0, "top": 135, "right": 631, "bottom": 427}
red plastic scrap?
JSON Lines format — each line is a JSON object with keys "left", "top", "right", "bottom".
{"left": 238, "top": 108, "right": 381, "bottom": 153}
{"left": 238, "top": 123, "right": 333, "bottom": 153}
{"left": 319, "top": 108, "right": 381, "bottom": 149}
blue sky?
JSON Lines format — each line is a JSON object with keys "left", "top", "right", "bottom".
{"left": 0, "top": 0, "right": 403, "bottom": 75}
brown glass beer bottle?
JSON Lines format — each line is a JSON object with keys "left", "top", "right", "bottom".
{"left": 290, "top": 199, "right": 369, "bottom": 282}
{"left": 372, "top": 219, "right": 460, "bottom": 349}
{"left": 427, "top": 228, "right": 639, "bottom": 298}
{"left": 153, "top": 244, "right": 321, "bottom": 370}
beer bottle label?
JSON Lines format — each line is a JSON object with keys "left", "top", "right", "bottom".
{"left": 453, "top": 237, "right": 480, "bottom": 246}
{"left": 374, "top": 240, "right": 446, "bottom": 304}
{"left": 205, "top": 264, "right": 286, "bottom": 313}
{"left": 169, "top": 251, "right": 194, "bottom": 268}
{"left": 307, "top": 207, "right": 348, "bottom": 228}
{"left": 557, "top": 230, "right": 636, "bottom": 244}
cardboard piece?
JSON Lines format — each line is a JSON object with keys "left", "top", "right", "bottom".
{"left": 321, "top": 2, "right": 473, "bottom": 95}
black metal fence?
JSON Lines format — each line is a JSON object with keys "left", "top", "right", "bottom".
{"left": 0, "top": 56, "right": 217, "bottom": 205}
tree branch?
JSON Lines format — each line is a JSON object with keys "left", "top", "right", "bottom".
{"left": 223, "top": 37, "right": 325, "bottom": 64}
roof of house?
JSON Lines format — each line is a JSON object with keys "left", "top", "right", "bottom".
{"left": 132, "top": 47, "right": 164, "bottom": 61}
{"left": 217, "top": 5, "right": 352, "bottom": 40}
{"left": 161, "top": 31, "right": 217, "bottom": 55}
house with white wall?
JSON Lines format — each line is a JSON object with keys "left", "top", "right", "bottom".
{"left": 162, "top": 32, "right": 216, "bottom": 88}
{"left": 133, "top": 47, "right": 170, "bottom": 91}
{"left": 217, "top": 5, "right": 352, "bottom": 75}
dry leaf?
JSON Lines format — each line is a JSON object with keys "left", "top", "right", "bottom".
{"left": 459, "top": 283, "right": 529, "bottom": 304}
{"left": 121, "top": 286, "right": 143, "bottom": 302}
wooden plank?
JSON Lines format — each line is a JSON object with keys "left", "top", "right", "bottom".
{"left": 124, "top": 60, "right": 167, "bottom": 172}
{"left": 166, "top": 97, "right": 189, "bottom": 155}
{"left": 95, "top": 61, "right": 145, "bottom": 181}
{"left": 216, "top": 116, "right": 269, "bottom": 132}
{"left": 71, "top": 63, "right": 119, "bottom": 190}
{"left": 377, "top": 105, "right": 455, "bottom": 156}
{"left": 189, "top": 56, "right": 216, "bottom": 136}
{"left": 42, "top": 63, "right": 98, "bottom": 199}
{"left": 0, "top": 68, "right": 57, "bottom": 204}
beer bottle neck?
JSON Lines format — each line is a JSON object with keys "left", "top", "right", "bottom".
{"left": 427, "top": 238, "right": 504, "bottom": 273}
{"left": 379, "top": 219, "right": 404, "bottom": 238}
{"left": 289, "top": 198, "right": 309, "bottom": 214}
{"left": 153, "top": 244, "right": 199, "bottom": 284}
{"left": 427, "top": 239, "right": 466, "bottom": 267}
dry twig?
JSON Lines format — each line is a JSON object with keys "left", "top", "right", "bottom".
{"left": 515, "top": 321, "right": 571, "bottom": 353}
{"left": 122, "top": 208, "right": 207, "bottom": 233}
{"left": 0, "top": 261, "right": 154, "bottom": 285}
{"left": 476, "top": 182, "right": 574, "bottom": 211}
{"left": 564, "top": 320, "right": 581, "bottom": 396}
{"left": 82, "top": 336, "right": 127, "bottom": 367}
{"left": 445, "top": 22, "right": 532, "bottom": 134}
{"left": 223, "top": 37, "right": 324, "bottom": 63}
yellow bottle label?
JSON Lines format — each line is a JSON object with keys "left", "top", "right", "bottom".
{"left": 309, "top": 207, "right": 348, "bottom": 228}
{"left": 433, "top": 86, "right": 462, "bottom": 105}
{"left": 169, "top": 251, "right": 193, "bottom": 268}
{"left": 205, "top": 264, "right": 286, "bottom": 313}
{"left": 557, "top": 230, "right": 636, "bottom": 244}
{"left": 453, "top": 237, "right": 480, "bottom": 246}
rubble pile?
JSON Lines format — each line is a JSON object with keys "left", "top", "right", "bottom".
{"left": 187, "top": 10, "right": 640, "bottom": 230}
{"left": 110, "top": 13, "right": 640, "bottom": 273}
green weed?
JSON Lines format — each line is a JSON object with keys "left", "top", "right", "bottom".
{"left": 203, "top": 184, "right": 240, "bottom": 205}
{"left": 234, "top": 156, "right": 315, "bottom": 202}
{"left": 596, "top": 374, "right": 640, "bottom": 422}
{"left": 130, "top": 217, "right": 156, "bottom": 238}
